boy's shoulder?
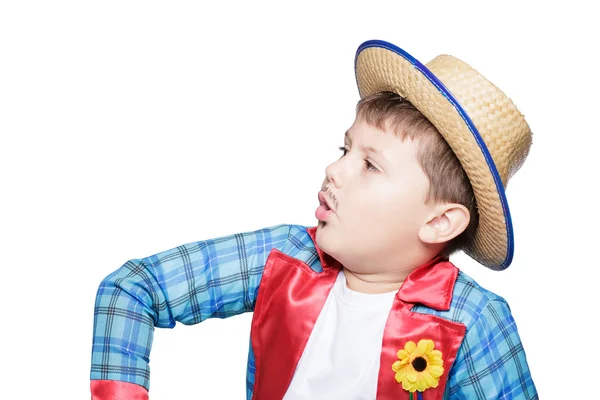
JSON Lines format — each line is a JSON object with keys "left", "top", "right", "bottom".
{"left": 411, "top": 267, "right": 513, "bottom": 332}
{"left": 268, "top": 224, "right": 325, "bottom": 271}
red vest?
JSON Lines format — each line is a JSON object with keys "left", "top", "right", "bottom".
{"left": 250, "top": 227, "right": 466, "bottom": 400}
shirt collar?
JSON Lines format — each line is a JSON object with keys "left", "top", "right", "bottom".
{"left": 397, "top": 256, "right": 457, "bottom": 311}
{"left": 306, "top": 226, "right": 458, "bottom": 311}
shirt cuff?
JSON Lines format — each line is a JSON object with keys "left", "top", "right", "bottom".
{"left": 91, "top": 380, "right": 149, "bottom": 400}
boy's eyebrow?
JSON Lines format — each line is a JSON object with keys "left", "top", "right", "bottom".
{"left": 345, "top": 130, "right": 383, "bottom": 156}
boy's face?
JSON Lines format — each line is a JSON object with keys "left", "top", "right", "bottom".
{"left": 315, "top": 116, "right": 436, "bottom": 274}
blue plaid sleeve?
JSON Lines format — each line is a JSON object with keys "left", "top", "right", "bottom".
{"left": 90, "top": 224, "right": 297, "bottom": 391}
{"left": 445, "top": 298, "right": 538, "bottom": 399}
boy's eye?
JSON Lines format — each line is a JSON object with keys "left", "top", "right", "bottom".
{"left": 365, "top": 160, "right": 378, "bottom": 172}
{"left": 338, "top": 146, "right": 378, "bottom": 172}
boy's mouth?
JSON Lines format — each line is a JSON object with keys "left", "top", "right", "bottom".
{"left": 316, "top": 189, "right": 336, "bottom": 222}
{"left": 318, "top": 190, "right": 335, "bottom": 212}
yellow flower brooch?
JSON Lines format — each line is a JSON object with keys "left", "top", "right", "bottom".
{"left": 392, "top": 339, "right": 444, "bottom": 399}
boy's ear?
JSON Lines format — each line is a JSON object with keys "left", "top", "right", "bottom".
{"left": 418, "top": 204, "right": 470, "bottom": 245}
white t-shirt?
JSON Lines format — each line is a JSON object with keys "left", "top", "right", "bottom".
{"left": 283, "top": 269, "right": 398, "bottom": 400}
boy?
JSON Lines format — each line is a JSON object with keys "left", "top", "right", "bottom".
{"left": 90, "top": 40, "right": 537, "bottom": 399}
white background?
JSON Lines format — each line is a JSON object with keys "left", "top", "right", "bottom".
{"left": 1, "top": 1, "right": 598, "bottom": 399}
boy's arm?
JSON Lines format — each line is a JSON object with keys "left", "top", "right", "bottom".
{"left": 445, "top": 299, "right": 538, "bottom": 399}
{"left": 90, "top": 224, "right": 299, "bottom": 399}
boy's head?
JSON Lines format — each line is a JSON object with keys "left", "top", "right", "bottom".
{"left": 315, "top": 92, "right": 475, "bottom": 277}
{"left": 356, "top": 92, "right": 479, "bottom": 258}
{"left": 316, "top": 40, "right": 532, "bottom": 273}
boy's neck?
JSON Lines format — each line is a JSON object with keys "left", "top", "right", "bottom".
{"left": 342, "top": 267, "right": 407, "bottom": 294}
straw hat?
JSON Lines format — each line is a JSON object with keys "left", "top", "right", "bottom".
{"left": 354, "top": 40, "right": 532, "bottom": 270}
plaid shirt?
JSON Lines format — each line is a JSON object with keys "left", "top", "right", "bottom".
{"left": 91, "top": 224, "right": 538, "bottom": 399}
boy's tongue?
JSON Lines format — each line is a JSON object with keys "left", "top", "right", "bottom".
{"left": 315, "top": 204, "right": 332, "bottom": 221}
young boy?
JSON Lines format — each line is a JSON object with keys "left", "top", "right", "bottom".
{"left": 90, "top": 40, "right": 537, "bottom": 399}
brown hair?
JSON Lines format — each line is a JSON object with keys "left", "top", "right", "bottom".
{"left": 356, "top": 91, "right": 478, "bottom": 258}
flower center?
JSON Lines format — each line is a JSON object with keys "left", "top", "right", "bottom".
{"left": 411, "top": 356, "right": 427, "bottom": 372}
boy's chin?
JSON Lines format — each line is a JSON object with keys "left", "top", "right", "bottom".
{"left": 315, "top": 220, "right": 333, "bottom": 237}
{"left": 315, "top": 222, "right": 339, "bottom": 254}
{"left": 316, "top": 219, "right": 331, "bottom": 233}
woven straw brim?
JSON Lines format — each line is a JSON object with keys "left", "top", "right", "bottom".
{"left": 355, "top": 42, "right": 528, "bottom": 270}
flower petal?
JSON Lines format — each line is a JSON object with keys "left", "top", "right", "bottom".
{"left": 396, "top": 365, "right": 407, "bottom": 382}
{"left": 416, "top": 374, "right": 429, "bottom": 392}
{"left": 428, "top": 357, "right": 443, "bottom": 367}
{"left": 423, "top": 372, "right": 436, "bottom": 388}
{"left": 394, "top": 371, "right": 403, "bottom": 384}
{"left": 429, "top": 365, "right": 444, "bottom": 378}
{"left": 417, "top": 339, "right": 434, "bottom": 356}
{"left": 404, "top": 341, "right": 417, "bottom": 354}
{"left": 429, "top": 349, "right": 442, "bottom": 360}
{"left": 406, "top": 367, "right": 417, "bottom": 383}
{"left": 392, "top": 361, "right": 402, "bottom": 372}
{"left": 402, "top": 379, "right": 416, "bottom": 392}
{"left": 397, "top": 349, "right": 409, "bottom": 360}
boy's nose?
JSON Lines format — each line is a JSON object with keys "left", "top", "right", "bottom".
{"left": 325, "top": 160, "right": 344, "bottom": 188}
